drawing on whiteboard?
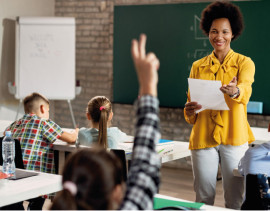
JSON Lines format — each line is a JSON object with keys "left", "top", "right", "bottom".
{"left": 28, "top": 34, "right": 55, "bottom": 58}
{"left": 187, "top": 15, "right": 212, "bottom": 71}
{"left": 186, "top": 15, "right": 212, "bottom": 71}
{"left": 190, "top": 15, "right": 208, "bottom": 41}
{"left": 187, "top": 49, "right": 211, "bottom": 59}
{"left": 189, "top": 14, "right": 209, "bottom": 49}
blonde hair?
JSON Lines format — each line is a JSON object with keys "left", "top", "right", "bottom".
{"left": 87, "top": 96, "right": 112, "bottom": 148}
{"left": 23, "top": 92, "right": 49, "bottom": 114}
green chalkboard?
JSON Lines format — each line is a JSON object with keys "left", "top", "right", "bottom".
{"left": 113, "top": 1, "right": 270, "bottom": 114}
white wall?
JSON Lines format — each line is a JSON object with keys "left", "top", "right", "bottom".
{"left": 0, "top": 0, "right": 55, "bottom": 121}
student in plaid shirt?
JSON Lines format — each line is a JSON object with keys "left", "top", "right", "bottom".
{"left": 51, "top": 34, "right": 161, "bottom": 210}
{"left": 5, "top": 92, "right": 79, "bottom": 210}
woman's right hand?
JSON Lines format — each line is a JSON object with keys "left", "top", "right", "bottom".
{"left": 185, "top": 101, "right": 202, "bottom": 116}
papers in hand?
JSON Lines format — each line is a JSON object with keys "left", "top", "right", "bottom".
{"left": 188, "top": 78, "right": 229, "bottom": 113}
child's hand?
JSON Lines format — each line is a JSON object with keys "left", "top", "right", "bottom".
{"left": 72, "top": 128, "right": 79, "bottom": 141}
{"left": 131, "top": 34, "right": 160, "bottom": 97}
{"left": 60, "top": 128, "right": 79, "bottom": 144}
{"left": 73, "top": 128, "right": 79, "bottom": 135}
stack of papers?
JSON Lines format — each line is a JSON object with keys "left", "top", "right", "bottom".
{"left": 118, "top": 139, "right": 175, "bottom": 157}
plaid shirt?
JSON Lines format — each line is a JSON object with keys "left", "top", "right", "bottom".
{"left": 120, "top": 95, "right": 161, "bottom": 210}
{"left": 5, "top": 113, "right": 63, "bottom": 174}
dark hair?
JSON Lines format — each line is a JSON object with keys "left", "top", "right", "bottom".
{"left": 23, "top": 92, "right": 49, "bottom": 113}
{"left": 87, "top": 96, "right": 112, "bottom": 148}
{"left": 200, "top": 1, "right": 244, "bottom": 40}
{"left": 51, "top": 147, "right": 124, "bottom": 210}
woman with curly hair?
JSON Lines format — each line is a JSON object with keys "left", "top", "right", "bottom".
{"left": 184, "top": 1, "right": 255, "bottom": 209}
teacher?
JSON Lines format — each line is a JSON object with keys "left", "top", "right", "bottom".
{"left": 184, "top": 1, "right": 255, "bottom": 209}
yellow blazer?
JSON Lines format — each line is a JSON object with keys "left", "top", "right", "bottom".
{"left": 184, "top": 49, "right": 255, "bottom": 150}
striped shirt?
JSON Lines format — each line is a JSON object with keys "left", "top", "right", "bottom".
{"left": 5, "top": 113, "right": 63, "bottom": 174}
{"left": 120, "top": 95, "right": 161, "bottom": 210}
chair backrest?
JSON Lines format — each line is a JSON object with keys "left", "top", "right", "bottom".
{"left": 110, "top": 149, "right": 127, "bottom": 181}
{"left": 0, "top": 137, "right": 24, "bottom": 169}
{"left": 241, "top": 174, "right": 270, "bottom": 210}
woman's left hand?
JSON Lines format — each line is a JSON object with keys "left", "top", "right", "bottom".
{"left": 220, "top": 76, "right": 238, "bottom": 96}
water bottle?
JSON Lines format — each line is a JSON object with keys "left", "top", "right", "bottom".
{"left": 2, "top": 131, "right": 15, "bottom": 175}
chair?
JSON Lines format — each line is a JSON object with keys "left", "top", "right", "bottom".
{"left": 110, "top": 149, "right": 127, "bottom": 182}
{"left": 241, "top": 174, "right": 270, "bottom": 210}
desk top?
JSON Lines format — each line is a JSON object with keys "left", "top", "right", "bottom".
{"left": 0, "top": 167, "right": 62, "bottom": 207}
{"left": 250, "top": 127, "right": 270, "bottom": 144}
{"left": 53, "top": 139, "right": 190, "bottom": 163}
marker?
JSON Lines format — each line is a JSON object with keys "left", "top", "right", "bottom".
{"left": 158, "top": 149, "right": 164, "bottom": 154}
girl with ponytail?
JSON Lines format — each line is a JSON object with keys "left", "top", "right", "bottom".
{"left": 78, "top": 96, "right": 128, "bottom": 149}
{"left": 51, "top": 34, "right": 161, "bottom": 210}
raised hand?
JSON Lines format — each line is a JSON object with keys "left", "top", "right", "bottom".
{"left": 131, "top": 34, "right": 160, "bottom": 97}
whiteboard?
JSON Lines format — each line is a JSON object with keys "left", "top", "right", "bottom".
{"left": 15, "top": 17, "right": 76, "bottom": 100}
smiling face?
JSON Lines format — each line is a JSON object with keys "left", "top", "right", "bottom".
{"left": 209, "top": 18, "right": 234, "bottom": 55}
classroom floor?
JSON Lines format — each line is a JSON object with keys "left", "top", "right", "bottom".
{"left": 159, "top": 166, "right": 225, "bottom": 208}
{"left": 39, "top": 165, "right": 225, "bottom": 210}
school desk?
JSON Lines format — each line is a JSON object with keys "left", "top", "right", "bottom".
{"left": 250, "top": 126, "right": 270, "bottom": 145}
{"left": 53, "top": 138, "right": 190, "bottom": 174}
{"left": 233, "top": 127, "right": 270, "bottom": 177}
{"left": 0, "top": 166, "right": 62, "bottom": 207}
{"left": 0, "top": 166, "right": 232, "bottom": 210}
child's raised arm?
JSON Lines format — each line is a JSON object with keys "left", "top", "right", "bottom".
{"left": 120, "top": 34, "right": 160, "bottom": 210}
{"left": 58, "top": 128, "right": 79, "bottom": 143}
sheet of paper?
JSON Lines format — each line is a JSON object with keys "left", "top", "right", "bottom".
{"left": 188, "top": 78, "right": 229, "bottom": 113}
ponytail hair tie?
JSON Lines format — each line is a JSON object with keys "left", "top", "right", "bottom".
{"left": 63, "top": 181, "right": 77, "bottom": 196}
{"left": 100, "top": 106, "right": 105, "bottom": 111}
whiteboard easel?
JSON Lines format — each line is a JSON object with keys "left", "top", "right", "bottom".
{"left": 13, "top": 17, "right": 78, "bottom": 127}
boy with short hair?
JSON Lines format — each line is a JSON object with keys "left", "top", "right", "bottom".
{"left": 5, "top": 92, "right": 78, "bottom": 173}
{"left": 5, "top": 92, "right": 78, "bottom": 209}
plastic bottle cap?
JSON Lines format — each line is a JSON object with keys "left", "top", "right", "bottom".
{"left": 5, "top": 131, "right": 12, "bottom": 137}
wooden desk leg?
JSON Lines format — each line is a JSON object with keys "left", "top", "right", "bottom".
{"left": 58, "top": 151, "right": 65, "bottom": 175}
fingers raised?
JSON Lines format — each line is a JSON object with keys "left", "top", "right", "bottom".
{"left": 131, "top": 39, "right": 139, "bottom": 60}
{"left": 139, "top": 34, "right": 146, "bottom": 58}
